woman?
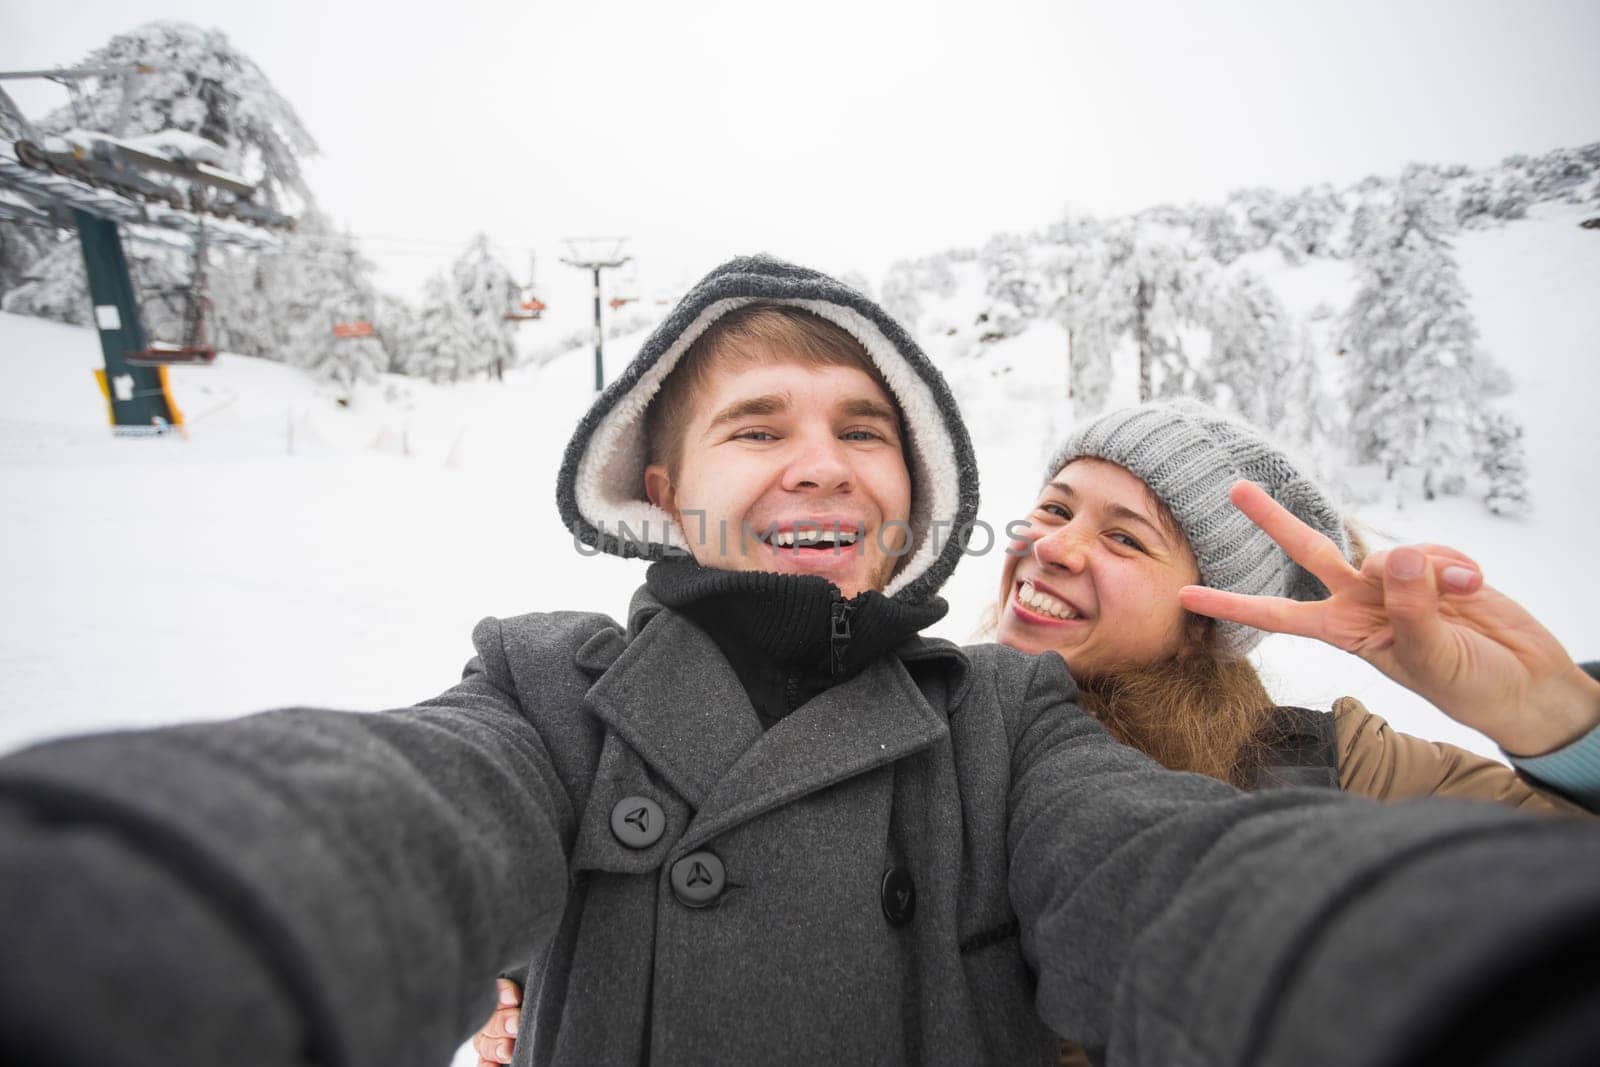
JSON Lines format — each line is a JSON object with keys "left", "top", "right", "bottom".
{"left": 474, "top": 399, "right": 1599, "bottom": 1066}
{"left": 999, "top": 400, "right": 1599, "bottom": 806}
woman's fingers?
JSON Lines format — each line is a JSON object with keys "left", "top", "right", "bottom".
{"left": 1229, "top": 481, "right": 1355, "bottom": 590}
{"left": 1362, "top": 545, "right": 1482, "bottom": 594}
{"left": 473, "top": 1035, "right": 514, "bottom": 1064}
{"left": 1376, "top": 547, "right": 1454, "bottom": 671}
{"left": 497, "top": 978, "right": 522, "bottom": 1009}
{"left": 473, "top": 1025, "right": 516, "bottom": 1063}
{"left": 1178, "top": 584, "right": 1327, "bottom": 640}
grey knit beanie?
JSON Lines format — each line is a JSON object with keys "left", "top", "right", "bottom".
{"left": 1045, "top": 399, "right": 1349, "bottom": 654}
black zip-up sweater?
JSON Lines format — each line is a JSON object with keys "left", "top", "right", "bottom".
{"left": 645, "top": 562, "right": 947, "bottom": 729}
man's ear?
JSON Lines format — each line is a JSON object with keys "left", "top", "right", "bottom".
{"left": 644, "top": 463, "right": 676, "bottom": 513}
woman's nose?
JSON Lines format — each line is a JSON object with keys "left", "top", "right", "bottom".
{"left": 1033, "top": 524, "right": 1088, "bottom": 572}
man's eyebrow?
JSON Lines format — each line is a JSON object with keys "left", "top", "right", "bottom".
{"left": 1048, "top": 481, "right": 1170, "bottom": 542}
{"left": 705, "top": 393, "right": 791, "bottom": 430}
{"left": 839, "top": 397, "right": 900, "bottom": 424}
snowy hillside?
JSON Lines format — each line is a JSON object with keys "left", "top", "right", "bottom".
{"left": 2, "top": 200, "right": 1597, "bottom": 772}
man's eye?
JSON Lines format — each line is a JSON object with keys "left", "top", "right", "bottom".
{"left": 841, "top": 429, "right": 885, "bottom": 442}
{"left": 734, "top": 430, "right": 777, "bottom": 442}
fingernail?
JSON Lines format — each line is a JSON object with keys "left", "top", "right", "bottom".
{"left": 499, "top": 985, "right": 517, "bottom": 1006}
{"left": 1441, "top": 565, "right": 1476, "bottom": 592}
{"left": 498, "top": 1039, "right": 512, "bottom": 1060}
{"left": 506, "top": 1016, "right": 518, "bottom": 1036}
{"left": 1389, "top": 547, "right": 1424, "bottom": 579}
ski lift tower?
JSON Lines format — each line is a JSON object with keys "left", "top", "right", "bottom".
{"left": 561, "top": 237, "right": 630, "bottom": 392}
{"left": 0, "top": 65, "right": 294, "bottom": 435}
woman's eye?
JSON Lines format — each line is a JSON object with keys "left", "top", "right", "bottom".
{"left": 1038, "top": 503, "right": 1070, "bottom": 520}
{"left": 1111, "top": 532, "right": 1146, "bottom": 552}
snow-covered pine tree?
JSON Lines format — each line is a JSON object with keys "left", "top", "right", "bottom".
{"left": 1079, "top": 222, "right": 1205, "bottom": 404}
{"left": 207, "top": 249, "right": 283, "bottom": 357}
{"left": 412, "top": 272, "right": 480, "bottom": 383}
{"left": 878, "top": 259, "right": 924, "bottom": 330}
{"left": 979, "top": 235, "right": 1039, "bottom": 341}
{"left": 38, "top": 20, "right": 318, "bottom": 208}
{"left": 1341, "top": 165, "right": 1491, "bottom": 501}
{"left": 447, "top": 234, "right": 519, "bottom": 381}
{"left": 0, "top": 238, "right": 90, "bottom": 325}
{"left": 0, "top": 223, "right": 55, "bottom": 305}
{"left": 267, "top": 216, "right": 386, "bottom": 397}
{"left": 1478, "top": 409, "right": 1530, "bottom": 516}
{"left": 1281, "top": 314, "right": 1343, "bottom": 456}
{"left": 1205, "top": 269, "right": 1291, "bottom": 427}
{"left": 372, "top": 293, "right": 420, "bottom": 376}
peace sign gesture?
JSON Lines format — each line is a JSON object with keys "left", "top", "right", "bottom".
{"left": 1178, "top": 481, "right": 1600, "bottom": 757}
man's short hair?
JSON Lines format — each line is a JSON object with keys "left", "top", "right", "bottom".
{"left": 645, "top": 302, "right": 903, "bottom": 478}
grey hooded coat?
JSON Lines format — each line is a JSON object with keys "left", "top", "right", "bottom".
{"left": 2, "top": 257, "right": 1599, "bottom": 1067}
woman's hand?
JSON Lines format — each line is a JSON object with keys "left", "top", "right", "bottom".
{"left": 1178, "top": 481, "right": 1600, "bottom": 756}
{"left": 473, "top": 979, "right": 522, "bottom": 1066}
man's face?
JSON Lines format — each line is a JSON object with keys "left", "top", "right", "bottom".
{"left": 644, "top": 352, "right": 912, "bottom": 598}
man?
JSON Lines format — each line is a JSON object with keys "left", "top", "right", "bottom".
{"left": 2, "top": 256, "right": 1599, "bottom": 1066}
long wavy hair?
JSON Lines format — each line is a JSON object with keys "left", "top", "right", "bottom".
{"left": 1072, "top": 619, "right": 1276, "bottom": 788}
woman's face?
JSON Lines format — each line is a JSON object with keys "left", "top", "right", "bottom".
{"left": 996, "top": 458, "right": 1202, "bottom": 677}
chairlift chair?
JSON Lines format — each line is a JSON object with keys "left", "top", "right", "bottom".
{"left": 504, "top": 297, "right": 546, "bottom": 323}
{"left": 125, "top": 230, "right": 216, "bottom": 366}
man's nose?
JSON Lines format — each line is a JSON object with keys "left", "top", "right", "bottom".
{"left": 783, "top": 433, "right": 851, "bottom": 493}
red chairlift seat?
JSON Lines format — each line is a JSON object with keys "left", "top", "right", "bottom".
{"left": 608, "top": 295, "right": 637, "bottom": 311}
{"left": 504, "top": 297, "right": 546, "bottom": 322}
{"left": 333, "top": 321, "right": 375, "bottom": 339}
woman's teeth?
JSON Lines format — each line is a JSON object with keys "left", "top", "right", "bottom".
{"left": 1019, "top": 581, "right": 1079, "bottom": 620}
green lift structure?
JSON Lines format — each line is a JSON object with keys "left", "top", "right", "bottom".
{"left": 0, "top": 66, "right": 294, "bottom": 434}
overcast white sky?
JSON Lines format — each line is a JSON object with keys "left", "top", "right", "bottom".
{"left": 3, "top": 0, "right": 1597, "bottom": 331}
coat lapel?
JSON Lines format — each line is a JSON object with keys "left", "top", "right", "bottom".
{"left": 584, "top": 598, "right": 958, "bottom": 852}
{"left": 582, "top": 609, "right": 761, "bottom": 808}
{"left": 677, "top": 654, "right": 950, "bottom": 852}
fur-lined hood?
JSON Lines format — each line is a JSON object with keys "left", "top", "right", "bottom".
{"left": 555, "top": 255, "right": 979, "bottom": 605}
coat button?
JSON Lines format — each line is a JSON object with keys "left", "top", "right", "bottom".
{"left": 881, "top": 867, "right": 916, "bottom": 927}
{"left": 610, "top": 796, "right": 665, "bottom": 849}
{"left": 671, "top": 850, "right": 726, "bottom": 907}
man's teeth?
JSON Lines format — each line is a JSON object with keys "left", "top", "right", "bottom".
{"left": 1019, "top": 581, "right": 1079, "bottom": 620}
{"left": 771, "top": 528, "right": 859, "bottom": 547}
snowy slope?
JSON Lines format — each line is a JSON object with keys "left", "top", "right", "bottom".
{"left": 2, "top": 204, "right": 1598, "bottom": 762}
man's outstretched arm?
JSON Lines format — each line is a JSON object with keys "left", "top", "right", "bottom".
{"left": 0, "top": 619, "right": 577, "bottom": 1067}
{"left": 1002, "top": 648, "right": 1600, "bottom": 1066}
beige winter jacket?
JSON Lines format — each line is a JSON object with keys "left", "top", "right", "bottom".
{"left": 1331, "top": 696, "right": 1588, "bottom": 815}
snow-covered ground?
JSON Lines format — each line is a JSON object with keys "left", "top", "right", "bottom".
{"left": 0, "top": 203, "right": 1596, "bottom": 1062}
{"left": 3, "top": 206, "right": 1598, "bottom": 756}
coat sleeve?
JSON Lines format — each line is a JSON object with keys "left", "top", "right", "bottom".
{"left": 0, "top": 616, "right": 582, "bottom": 1067}
{"left": 1333, "top": 697, "right": 1590, "bottom": 815}
{"left": 1001, "top": 649, "right": 1600, "bottom": 1067}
